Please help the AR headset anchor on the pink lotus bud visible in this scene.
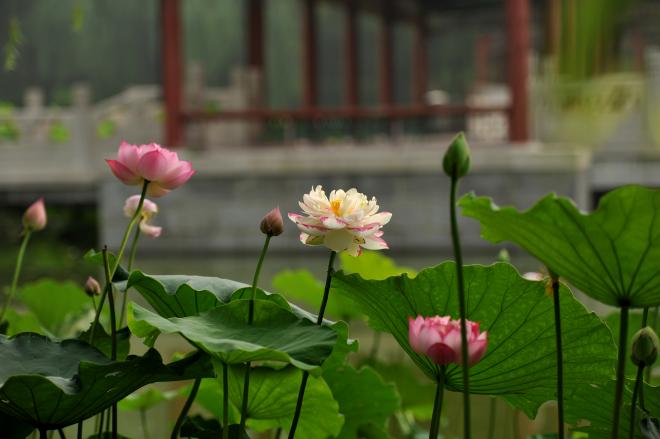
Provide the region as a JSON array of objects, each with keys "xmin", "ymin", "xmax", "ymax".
[
  {"xmin": 22, "ymin": 198, "xmax": 47, "ymax": 231},
  {"xmin": 84, "ymin": 276, "xmax": 102, "ymax": 297},
  {"xmin": 408, "ymin": 315, "xmax": 488, "ymax": 366},
  {"xmin": 106, "ymin": 141, "xmax": 196, "ymax": 197},
  {"xmin": 260, "ymin": 207, "xmax": 284, "ymax": 236},
  {"xmin": 123, "ymin": 195, "xmax": 162, "ymax": 238}
]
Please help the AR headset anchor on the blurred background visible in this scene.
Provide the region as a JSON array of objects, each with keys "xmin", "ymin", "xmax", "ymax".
[{"xmin": 0, "ymin": 0, "xmax": 658, "ymax": 437}]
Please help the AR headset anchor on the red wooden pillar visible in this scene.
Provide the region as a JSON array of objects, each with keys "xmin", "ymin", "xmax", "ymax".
[
  {"xmin": 344, "ymin": 0, "xmax": 359, "ymax": 108},
  {"xmin": 302, "ymin": 0, "xmax": 318, "ymax": 109},
  {"xmin": 247, "ymin": 0, "xmax": 264, "ymax": 69},
  {"xmin": 506, "ymin": 0, "xmax": 530, "ymax": 142},
  {"xmin": 161, "ymin": 0, "xmax": 183, "ymax": 147},
  {"xmin": 412, "ymin": 6, "xmax": 428, "ymax": 107},
  {"xmin": 379, "ymin": 0, "xmax": 394, "ymax": 108}
]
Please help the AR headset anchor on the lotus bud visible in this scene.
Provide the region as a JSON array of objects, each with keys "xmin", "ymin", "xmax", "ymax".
[
  {"xmin": 631, "ymin": 327, "xmax": 659, "ymax": 367},
  {"xmin": 442, "ymin": 132, "xmax": 471, "ymax": 179},
  {"xmin": 260, "ymin": 207, "xmax": 284, "ymax": 236},
  {"xmin": 84, "ymin": 276, "xmax": 102, "ymax": 297},
  {"xmin": 22, "ymin": 198, "xmax": 47, "ymax": 232}
]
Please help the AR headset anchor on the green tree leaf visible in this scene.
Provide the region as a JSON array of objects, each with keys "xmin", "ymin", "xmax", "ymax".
[
  {"xmin": 129, "ymin": 299, "xmax": 338, "ymax": 374},
  {"xmin": 0, "ymin": 333, "xmax": 210, "ymax": 429},
  {"xmin": 332, "ymin": 262, "xmax": 616, "ymax": 417},
  {"xmin": 460, "ymin": 185, "xmax": 660, "ymax": 307},
  {"xmin": 323, "ymin": 363, "xmax": 399, "ymax": 438}
]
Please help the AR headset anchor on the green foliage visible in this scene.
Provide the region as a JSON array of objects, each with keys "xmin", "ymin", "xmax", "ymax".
[
  {"xmin": 323, "ymin": 363, "xmax": 400, "ymax": 438},
  {"xmin": 78, "ymin": 322, "xmax": 131, "ymax": 360},
  {"xmin": 565, "ymin": 379, "xmax": 660, "ymax": 438},
  {"xmin": 17, "ymin": 279, "xmax": 91, "ymax": 337},
  {"xmin": 332, "ymin": 262, "xmax": 617, "ymax": 418},
  {"xmin": 117, "ymin": 386, "xmax": 178, "ymax": 412},
  {"xmin": 123, "ymin": 271, "xmax": 248, "ymax": 318},
  {"xmin": 129, "ymin": 299, "xmax": 338, "ymax": 373},
  {"xmin": 180, "ymin": 416, "xmax": 249, "ymax": 439},
  {"xmin": 339, "ymin": 251, "xmax": 416, "ymax": 281},
  {"xmin": 0, "ymin": 333, "xmax": 207, "ymax": 428},
  {"xmin": 95, "ymin": 119, "xmax": 116, "ymax": 140},
  {"xmin": 48, "ymin": 121, "xmax": 71, "ymax": 143},
  {"xmin": 3, "ymin": 17, "xmax": 23, "ymax": 71},
  {"xmin": 460, "ymin": 185, "xmax": 660, "ymax": 308}
]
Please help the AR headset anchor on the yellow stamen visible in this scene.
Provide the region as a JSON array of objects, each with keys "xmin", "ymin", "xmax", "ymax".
[{"xmin": 330, "ymin": 200, "xmax": 341, "ymax": 216}]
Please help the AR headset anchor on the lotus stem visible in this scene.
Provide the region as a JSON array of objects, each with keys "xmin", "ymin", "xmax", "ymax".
[
  {"xmin": 288, "ymin": 250, "xmax": 336, "ymax": 439},
  {"xmin": 550, "ymin": 273, "xmax": 565, "ymax": 438},
  {"xmin": 57, "ymin": 429, "xmax": 66, "ymax": 439},
  {"xmin": 118, "ymin": 220, "xmax": 142, "ymax": 327},
  {"xmin": 90, "ymin": 180, "xmax": 149, "ymax": 342},
  {"xmin": 77, "ymin": 421, "xmax": 82, "ymax": 439},
  {"xmin": 428, "ymin": 371, "xmax": 445, "ymax": 439},
  {"xmin": 101, "ymin": 248, "xmax": 118, "ymax": 439},
  {"xmin": 240, "ymin": 233, "xmax": 273, "ymax": 430},
  {"xmin": 39, "ymin": 428, "xmax": 47, "ymax": 439},
  {"xmin": 223, "ymin": 362, "xmax": 229, "ymax": 439},
  {"xmin": 0, "ymin": 229, "xmax": 31, "ymax": 323},
  {"xmin": 171, "ymin": 377, "xmax": 201, "ymax": 439},
  {"xmin": 449, "ymin": 173, "xmax": 471, "ymax": 439},
  {"xmin": 140, "ymin": 409, "xmax": 150, "ymax": 439},
  {"xmin": 612, "ymin": 304, "xmax": 630, "ymax": 439},
  {"xmin": 487, "ymin": 397, "xmax": 496, "ymax": 439},
  {"xmin": 629, "ymin": 364, "xmax": 645, "ymax": 439}
]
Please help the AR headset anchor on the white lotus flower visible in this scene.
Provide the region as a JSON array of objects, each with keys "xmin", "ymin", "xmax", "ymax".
[
  {"xmin": 288, "ymin": 186, "xmax": 391, "ymax": 256},
  {"xmin": 123, "ymin": 195, "xmax": 162, "ymax": 238}
]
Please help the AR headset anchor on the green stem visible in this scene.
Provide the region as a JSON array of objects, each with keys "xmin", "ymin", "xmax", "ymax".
[
  {"xmin": 288, "ymin": 250, "xmax": 336, "ymax": 439},
  {"xmin": 449, "ymin": 173, "xmax": 471, "ymax": 439},
  {"xmin": 368, "ymin": 330, "xmax": 382, "ymax": 361},
  {"xmin": 171, "ymin": 377, "xmax": 201, "ymax": 439},
  {"xmin": 57, "ymin": 429, "xmax": 65, "ymax": 439},
  {"xmin": 646, "ymin": 306, "xmax": 659, "ymax": 383},
  {"xmin": 118, "ymin": 221, "xmax": 142, "ymax": 327},
  {"xmin": 39, "ymin": 428, "xmax": 47, "ymax": 439},
  {"xmin": 629, "ymin": 364, "xmax": 645, "ymax": 439},
  {"xmin": 487, "ymin": 398, "xmax": 496, "ymax": 439},
  {"xmin": 428, "ymin": 372, "xmax": 445, "ymax": 439},
  {"xmin": 642, "ymin": 307, "xmax": 649, "ymax": 327},
  {"xmin": 101, "ymin": 249, "xmax": 118, "ymax": 439},
  {"xmin": 96, "ymin": 409, "xmax": 105, "ymax": 438},
  {"xmin": 77, "ymin": 421, "xmax": 82, "ymax": 439},
  {"xmin": 89, "ymin": 181, "xmax": 149, "ymax": 342},
  {"xmin": 551, "ymin": 275, "xmax": 565, "ymax": 438},
  {"xmin": 0, "ymin": 230, "xmax": 32, "ymax": 323},
  {"xmin": 241, "ymin": 234, "xmax": 273, "ymax": 429},
  {"xmin": 513, "ymin": 409, "xmax": 521, "ymax": 439},
  {"xmin": 223, "ymin": 362, "xmax": 229, "ymax": 439},
  {"xmin": 612, "ymin": 305, "xmax": 630, "ymax": 439},
  {"xmin": 140, "ymin": 409, "xmax": 150, "ymax": 439}
]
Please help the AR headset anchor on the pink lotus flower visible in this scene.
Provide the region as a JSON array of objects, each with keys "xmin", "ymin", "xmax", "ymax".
[
  {"xmin": 22, "ymin": 198, "xmax": 47, "ymax": 231},
  {"xmin": 106, "ymin": 142, "xmax": 195, "ymax": 197},
  {"xmin": 123, "ymin": 195, "xmax": 162, "ymax": 238},
  {"xmin": 408, "ymin": 315, "xmax": 488, "ymax": 366},
  {"xmin": 288, "ymin": 186, "xmax": 391, "ymax": 256}
]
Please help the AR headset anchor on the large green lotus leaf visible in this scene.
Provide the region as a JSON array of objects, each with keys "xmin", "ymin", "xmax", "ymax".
[
  {"xmin": 191, "ymin": 365, "xmax": 343, "ymax": 439},
  {"xmin": 0, "ymin": 412, "xmax": 34, "ymax": 438},
  {"xmin": 129, "ymin": 299, "xmax": 337, "ymax": 374},
  {"xmin": 0, "ymin": 333, "xmax": 211, "ymax": 429},
  {"xmin": 17, "ymin": 279, "xmax": 91, "ymax": 337},
  {"xmin": 332, "ymin": 262, "xmax": 616, "ymax": 417},
  {"xmin": 460, "ymin": 185, "xmax": 660, "ymax": 308},
  {"xmin": 566, "ymin": 379, "xmax": 660, "ymax": 438},
  {"xmin": 120, "ymin": 271, "xmax": 249, "ymax": 318},
  {"xmin": 78, "ymin": 322, "xmax": 131, "ymax": 360},
  {"xmin": 323, "ymin": 363, "xmax": 400, "ymax": 439},
  {"xmin": 339, "ymin": 250, "xmax": 416, "ymax": 281}
]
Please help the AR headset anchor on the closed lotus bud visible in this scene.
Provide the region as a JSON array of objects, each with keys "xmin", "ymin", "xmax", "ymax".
[
  {"xmin": 22, "ymin": 198, "xmax": 47, "ymax": 231},
  {"xmin": 442, "ymin": 132, "xmax": 471, "ymax": 179},
  {"xmin": 260, "ymin": 207, "xmax": 284, "ymax": 236},
  {"xmin": 84, "ymin": 276, "xmax": 102, "ymax": 297},
  {"xmin": 632, "ymin": 327, "xmax": 659, "ymax": 367}
]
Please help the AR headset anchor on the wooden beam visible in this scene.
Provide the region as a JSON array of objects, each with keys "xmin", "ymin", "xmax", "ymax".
[
  {"xmin": 302, "ymin": 0, "xmax": 318, "ymax": 109},
  {"xmin": 247, "ymin": 0, "xmax": 264, "ymax": 69},
  {"xmin": 505, "ymin": 0, "xmax": 530, "ymax": 142},
  {"xmin": 379, "ymin": 0, "xmax": 394, "ymax": 107},
  {"xmin": 412, "ymin": 5, "xmax": 428, "ymax": 106},
  {"xmin": 344, "ymin": 0, "xmax": 359, "ymax": 108},
  {"xmin": 161, "ymin": 0, "xmax": 183, "ymax": 147}
]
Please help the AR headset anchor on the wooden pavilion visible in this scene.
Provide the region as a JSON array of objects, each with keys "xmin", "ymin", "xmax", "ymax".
[{"xmin": 160, "ymin": 0, "xmax": 530, "ymax": 146}]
